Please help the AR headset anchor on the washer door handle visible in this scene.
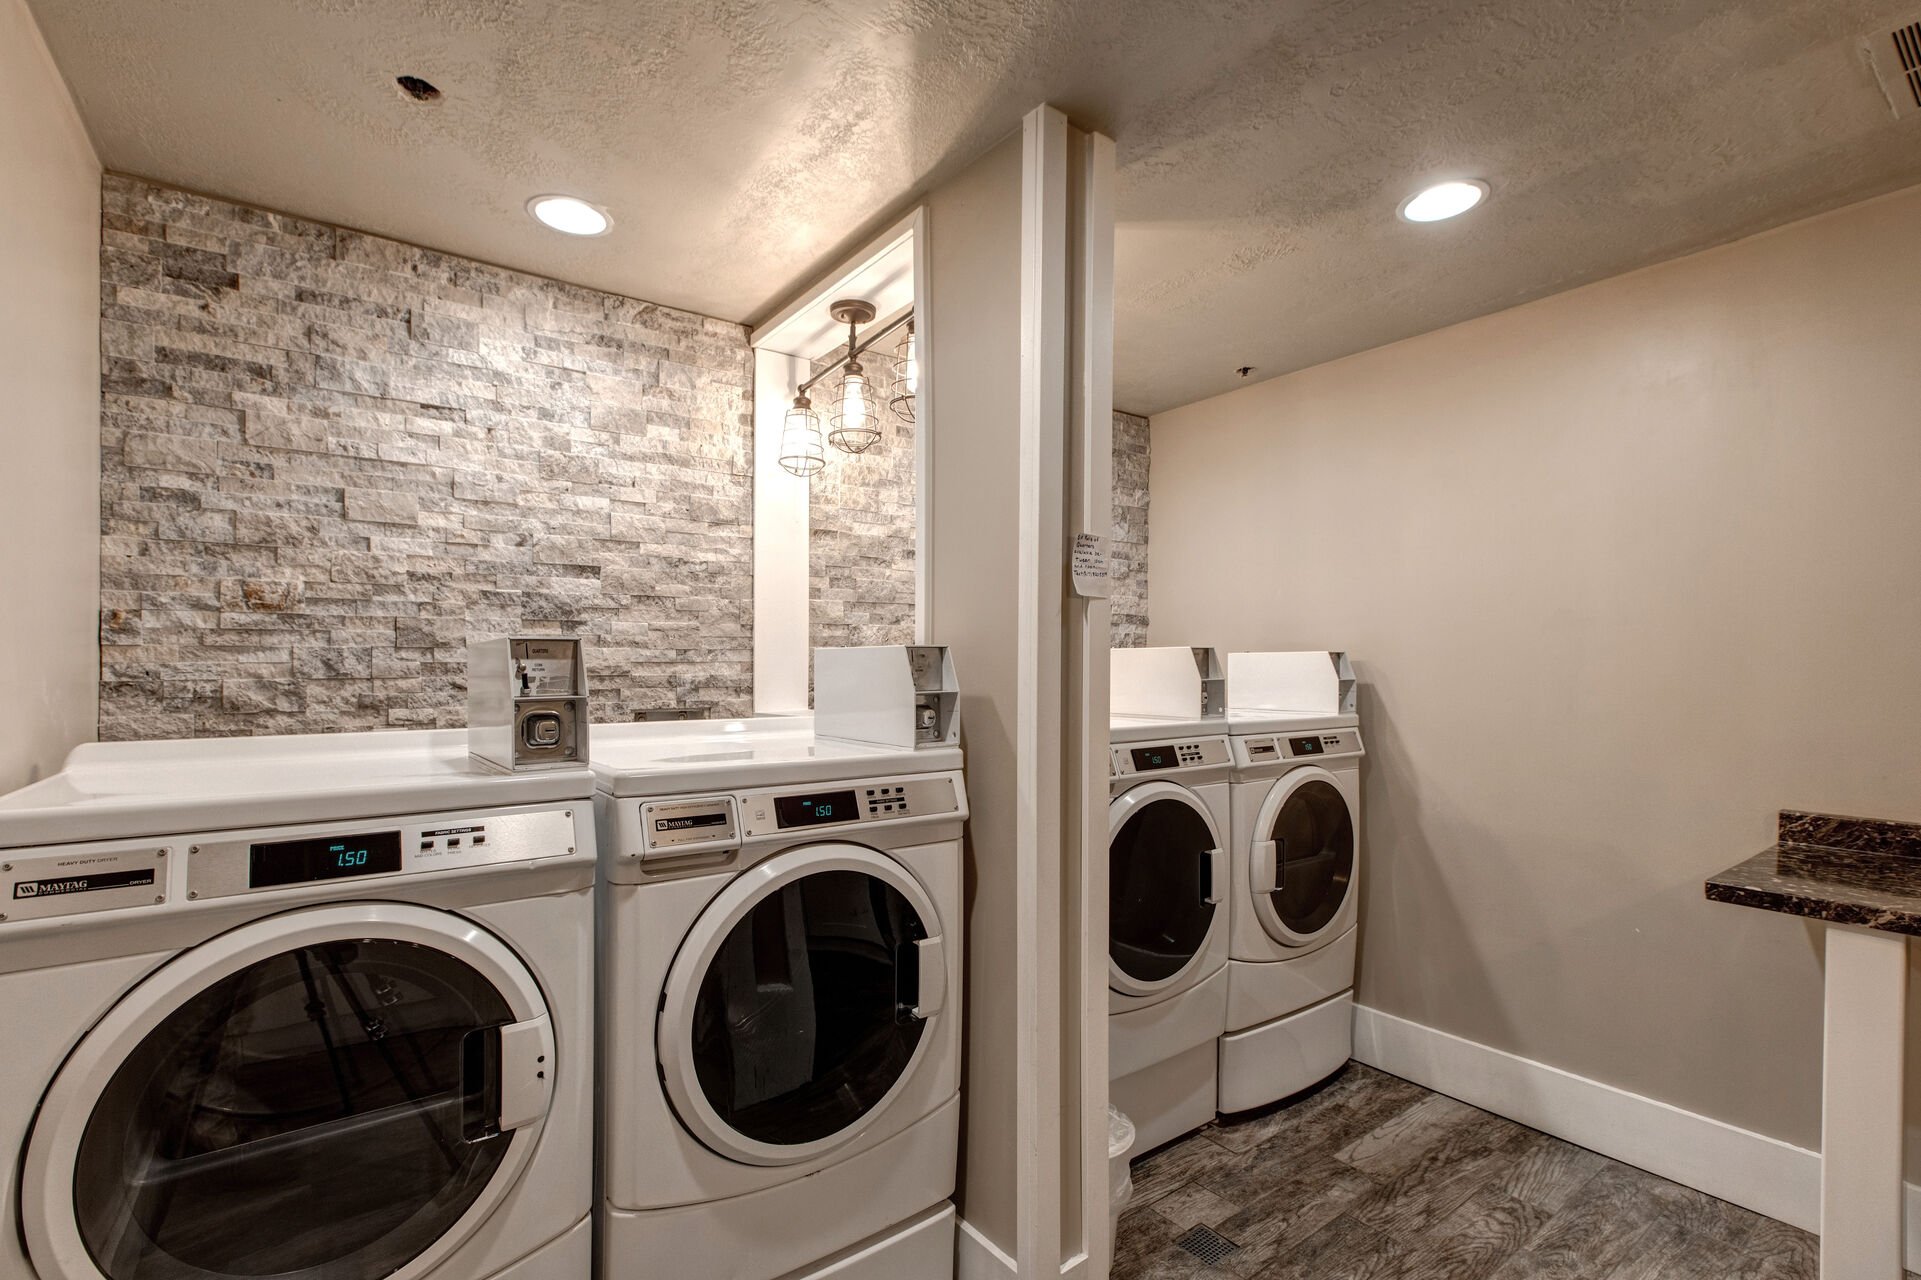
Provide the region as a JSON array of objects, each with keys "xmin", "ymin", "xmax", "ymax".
[
  {"xmin": 911, "ymin": 936, "xmax": 947, "ymax": 1020},
  {"xmin": 496, "ymin": 1014, "xmax": 556, "ymax": 1133},
  {"xmin": 1252, "ymin": 839, "xmax": 1281, "ymax": 894},
  {"xmin": 1204, "ymin": 848, "xmax": 1227, "ymax": 905}
]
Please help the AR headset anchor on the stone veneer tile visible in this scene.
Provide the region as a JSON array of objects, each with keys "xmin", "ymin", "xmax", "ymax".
[
  {"xmin": 808, "ymin": 345, "xmax": 918, "ymax": 658},
  {"xmin": 104, "ymin": 172, "xmax": 1153, "ymax": 737},
  {"xmin": 97, "ymin": 175, "xmax": 755, "ymax": 738},
  {"xmin": 1112, "ymin": 410, "xmax": 1151, "ymax": 647}
]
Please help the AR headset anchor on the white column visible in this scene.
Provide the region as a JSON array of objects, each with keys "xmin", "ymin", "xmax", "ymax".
[
  {"xmin": 1065, "ymin": 124, "xmax": 1117, "ymax": 1280},
  {"xmin": 1013, "ymin": 102, "xmax": 1069, "ymax": 1279},
  {"xmin": 751, "ymin": 348, "xmax": 810, "ymax": 715},
  {"xmin": 1821, "ymin": 924, "xmax": 1908, "ymax": 1280}
]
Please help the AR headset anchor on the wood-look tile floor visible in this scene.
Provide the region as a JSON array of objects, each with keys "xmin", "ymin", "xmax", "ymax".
[{"xmin": 1115, "ymin": 1063, "xmax": 1886, "ymax": 1280}]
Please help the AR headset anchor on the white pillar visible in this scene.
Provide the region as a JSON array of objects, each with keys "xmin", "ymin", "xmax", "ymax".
[
  {"xmin": 1821, "ymin": 924, "xmax": 1908, "ymax": 1280},
  {"xmin": 751, "ymin": 348, "xmax": 810, "ymax": 714}
]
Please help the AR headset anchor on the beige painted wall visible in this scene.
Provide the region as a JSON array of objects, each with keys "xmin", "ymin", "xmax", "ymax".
[
  {"xmin": 1, "ymin": 0, "xmax": 101, "ymax": 791},
  {"xmin": 1149, "ymin": 184, "xmax": 1921, "ymax": 1164}
]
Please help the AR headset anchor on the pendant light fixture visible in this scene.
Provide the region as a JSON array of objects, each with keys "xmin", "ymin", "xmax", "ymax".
[
  {"xmin": 779, "ymin": 300, "xmax": 916, "ymax": 481},
  {"xmin": 826, "ymin": 299, "xmax": 882, "ymax": 455},
  {"xmin": 889, "ymin": 321, "xmax": 917, "ymax": 424},
  {"xmin": 777, "ymin": 392, "xmax": 825, "ymax": 477}
]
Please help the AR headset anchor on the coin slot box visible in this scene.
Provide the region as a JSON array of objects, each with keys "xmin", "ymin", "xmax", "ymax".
[
  {"xmin": 469, "ymin": 636, "xmax": 591, "ymax": 773},
  {"xmin": 1111, "ymin": 646, "xmax": 1226, "ymax": 721},
  {"xmin": 814, "ymin": 646, "xmax": 960, "ymax": 750}
]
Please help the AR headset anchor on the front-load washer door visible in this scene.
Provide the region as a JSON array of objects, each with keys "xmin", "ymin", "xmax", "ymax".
[
  {"xmin": 658, "ymin": 842, "xmax": 948, "ymax": 1168},
  {"xmin": 21, "ymin": 903, "xmax": 557, "ymax": 1280},
  {"xmin": 1108, "ymin": 781, "xmax": 1225, "ymax": 999},
  {"xmin": 1248, "ymin": 767, "xmax": 1356, "ymax": 947}
]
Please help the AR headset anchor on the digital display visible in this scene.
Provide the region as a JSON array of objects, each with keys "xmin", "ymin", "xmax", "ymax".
[
  {"xmin": 1130, "ymin": 746, "xmax": 1176, "ymax": 771},
  {"xmin": 1288, "ymin": 737, "xmax": 1325, "ymax": 756},
  {"xmin": 250, "ymin": 831, "xmax": 403, "ymax": 889},
  {"xmin": 774, "ymin": 790, "xmax": 860, "ymax": 829},
  {"xmin": 656, "ymin": 812, "xmax": 729, "ymax": 832}
]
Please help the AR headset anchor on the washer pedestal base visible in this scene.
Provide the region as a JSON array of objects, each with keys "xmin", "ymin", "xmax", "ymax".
[
  {"xmin": 1218, "ymin": 991, "xmax": 1353, "ymax": 1114},
  {"xmin": 1113, "ymin": 1039, "xmax": 1218, "ymax": 1154},
  {"xmin": 776, "ymin": 1203, "xmax": 955, "ymax": 1280},
  {"xmin": 600, "ymin": 1095, "xmax": 957, "ymax": 1280}
]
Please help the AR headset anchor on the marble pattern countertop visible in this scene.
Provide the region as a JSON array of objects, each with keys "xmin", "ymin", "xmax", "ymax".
[{"xmin": 1707, "ymin": 811, "xmax": 1921, "ymax": 936}]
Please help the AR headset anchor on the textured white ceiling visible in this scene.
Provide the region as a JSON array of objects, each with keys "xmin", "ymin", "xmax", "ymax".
[{"xmin": 28, "ymin": 0, "xmax": 1921, "ymax": 414}]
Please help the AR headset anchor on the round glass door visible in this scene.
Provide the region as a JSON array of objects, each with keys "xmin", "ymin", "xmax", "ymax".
[
  {"xmin": 1257, "ymin": 773, "xmax": 1355, "ymax": 943},
  {"xmin": 1108, "ymin": 783, "xmax": 1221, "ymax": 996},
  {"xmin": 660, "ymin": 845, "xmax": 945, "ymax": 1166},
  {"xmin": 22, "ymin": 905, "xmax": 553, "ymax": 1280}
]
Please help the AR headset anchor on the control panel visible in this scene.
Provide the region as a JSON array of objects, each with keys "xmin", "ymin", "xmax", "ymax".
[
  {"xmin": 187, "ymin": 806, "xmax": 579, "ymax": 901},
  {"xmin": 739, "ymin": 774, "xmax": 964, "ymax": 840},
  {"xmin": 1237, "ymin": 727, "xmax": 1363, "ymax": 767},
  {"xmin": 1109, "ymin": 736, "xmax": 1231, "ymax": 779},
  {"xmin": 1, "ymin": 805, "xmax": 581, "ymax": 925}
]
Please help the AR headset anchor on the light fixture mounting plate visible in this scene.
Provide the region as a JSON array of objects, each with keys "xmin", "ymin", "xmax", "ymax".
[{"xmin": 828, "ymin": 299, "xmax": 878, "ymax": 325}]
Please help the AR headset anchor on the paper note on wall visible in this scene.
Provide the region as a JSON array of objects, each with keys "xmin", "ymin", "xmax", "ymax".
[{"xmin": 1071, "ymin": 533, "xmax": 1112, "ymax": 599}]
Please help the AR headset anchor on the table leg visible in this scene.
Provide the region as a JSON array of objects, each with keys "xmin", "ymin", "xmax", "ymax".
[{"xmin": 1822, "ymin": 924, "xmax": 1908, "ymax": 1280}]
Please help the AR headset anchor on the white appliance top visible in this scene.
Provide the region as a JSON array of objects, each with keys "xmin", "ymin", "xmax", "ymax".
[
  {"xmin": 0, "ymin": 728, "xmax": 596, "ymax": 849},
  {"xmin": 591, "ymin": 716, "xmax": 963, "ymax": 796},
  {"xmin": 1226, "ymin": 708, "xmax": 1361, "ymax": 735},
  {"xmin": 1109, "ymin": 713, "xmax": 1227, "ymax": 745}
]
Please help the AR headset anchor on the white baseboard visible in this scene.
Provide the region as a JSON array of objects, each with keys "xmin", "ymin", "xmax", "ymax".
[
  {"xmin": 1352, "ymin": 1004, "xmax": 1921, "ymax": 1270},
  {"xmin": 955, "ymin": 1219, "xmax": 1087, "ymax": 1279}
]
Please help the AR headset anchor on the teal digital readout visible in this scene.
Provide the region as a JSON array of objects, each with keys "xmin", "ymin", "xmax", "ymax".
[
  {"xmin": 250, "ymin": 831, "xmax": 403, "ymax": 889},
  {"xmin": 773, "ymin": 790, "xmax": 860, "ymax": 829}
]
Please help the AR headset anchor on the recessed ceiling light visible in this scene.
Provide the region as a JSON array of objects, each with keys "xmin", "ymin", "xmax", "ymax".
[
  {"xmin": 527, "ymin": 195, "xmax": 611, "ymax": 237},
  {"xmin": 1398, "ymin": 179, "xmax": 1489, "ymax": 223}
]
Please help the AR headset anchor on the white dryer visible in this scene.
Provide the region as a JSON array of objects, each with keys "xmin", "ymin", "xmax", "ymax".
[
  {"xmin": 593, "ymin": 718, "xmax": 964, "ymax": 1280},
  {"xmin": 1107, "ymin": 715, "xmax": 1231, "ymax": 1153},
  {"xmin": 0, "ymin": 730, "xmax": 597, "ymax": 1280},
  {"xmin": 1221, "ymin": 709, "xmax": 1363, "ymax": 1112}
]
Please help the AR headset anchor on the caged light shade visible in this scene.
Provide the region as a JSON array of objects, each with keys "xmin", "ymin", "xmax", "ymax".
[
  {"xmin": 888, "ymin": 323, "xmax": 917, "ymax": 424},
  {"xmin": 779, "ymin": 394, "xmax": 826, "ymax": 477},
  {"xmin": 827, "ymin": 360, "xmax": 882, "ymax": 454}
]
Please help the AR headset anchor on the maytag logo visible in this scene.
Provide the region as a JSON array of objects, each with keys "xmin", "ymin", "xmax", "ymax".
[
  {"xmin": 13, "ymin": 869, "xmax": 155, "ymax": 899},
  {"xmin": 17, "ymin": 877, "xmax": 93, "ymax": 898}
]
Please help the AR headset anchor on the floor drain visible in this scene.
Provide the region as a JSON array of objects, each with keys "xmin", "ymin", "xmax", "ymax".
[{"xmin": 1173, "ymin": 1225, "xmax": 1241, "ymax": 1265}]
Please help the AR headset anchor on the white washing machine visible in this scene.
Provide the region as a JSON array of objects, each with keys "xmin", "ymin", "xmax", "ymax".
[
  {"xmin": 1107, "ymin": 715, "xmax": 1232, "ymax": 1153},
  {"xmin": 0, "ymin": 729, "xmax": 597, "ymax": 1280},
  {"xmin": 1221, "ymin": 709, "xmax": 1363, "ymax": 1112},
  {"xmin": 592, "ymin": 718, "xmax": 964, "ymax": 1280}
]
